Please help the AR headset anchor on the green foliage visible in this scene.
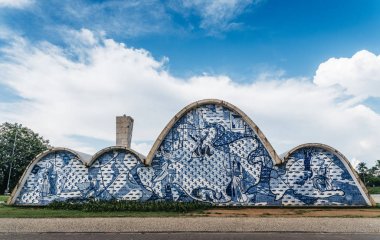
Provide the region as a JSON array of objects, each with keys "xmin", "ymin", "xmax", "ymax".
[
  {"xmin": 367, "ymin": 176, "xmax": 380, "ymax": 187},
  {"xmin": 356, "ymin": 161, "xmax": 380, "ymax": 187},
  {"xmin": 0, "ymin": 195, "xmax": 8, "ymax": 202},
  {"xmin": 0, "ymin": 122, "xmax": 49, "ymax": 194},
  {"xmin": 368, "ymin": 187, "xmax": 380, "ymax": 194},
  {"xmin": 47, "ymin": 199, "xmax": 211, "ymax": 213},
  {"xmin": 357, "ymin": 162, "xmax": 368, "ymax": 174}
]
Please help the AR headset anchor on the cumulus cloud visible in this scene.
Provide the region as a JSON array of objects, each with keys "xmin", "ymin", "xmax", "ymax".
[
  {"xmin": 0, "ymin": 29, "xmax": 379, "ymax": 166},
  {"xmin": 0, "ymin": 0, "xmax": 33, "ymax": 8},
  {"xmin": 314, "ymin": 50, "xmax": 380, "ymax": 99}
]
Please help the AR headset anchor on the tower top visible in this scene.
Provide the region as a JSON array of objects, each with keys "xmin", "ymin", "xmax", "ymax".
[{"xmin": 116, "ymin": 115, "xmax": 133, "ymax": 148}]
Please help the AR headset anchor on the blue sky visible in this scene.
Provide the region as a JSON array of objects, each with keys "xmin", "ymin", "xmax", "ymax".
[
  {"xmin": 0, "ymin": 0, "xmax": 379, "ymax": 165},
  {"xmin": 2, "ymin": 0, "xmax": 380, "ymax": 80}
]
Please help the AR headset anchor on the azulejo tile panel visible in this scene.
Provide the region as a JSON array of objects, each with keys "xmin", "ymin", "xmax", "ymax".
[
  {"xmin": 12, "ymin": 102, "xmax": 371, "ymax": 206},
  {"xmin": 15, "ymin": 149, "xmax": 149, "ymax": 204},
  {"xmin": 15, "ymin": 151, "xmax": 87, "ymax": 205},
  {"xmin": 270, "ymin": 148, "xmax": 366, "ymax": 206},
  {"xmin": 138, "ymin": 104, "xmax": 368, "ymax": 206}
]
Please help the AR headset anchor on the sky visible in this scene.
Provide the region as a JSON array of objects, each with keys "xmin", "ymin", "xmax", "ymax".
[{"xmin": 0, "ymin": 0, "xmax": 379, "ymax": 166}]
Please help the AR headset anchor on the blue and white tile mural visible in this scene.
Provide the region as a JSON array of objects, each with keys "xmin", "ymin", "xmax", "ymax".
[
  {"xmin": 15, "ymin": 151, "xmax": 87, "ymax": 205},
  {"xmin": 15, "ymin": 149, "xmax": 149, "ymax": 204},
  {"xmin": 270, "ymin": 148, "xmax": 367, "ymax": 206},
  {"xmin": 11, "ymin": 101, "xmax": 372, "ymax": 206}
]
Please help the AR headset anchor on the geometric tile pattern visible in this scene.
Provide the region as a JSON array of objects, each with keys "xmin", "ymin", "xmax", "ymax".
[
  {"xmin": 15, "ymin": 151, "xmax": 87, "ymax": 205},
  {"xmin": 12, "ymin": 102, "xmax": 370, "ymax": 206},
  {"xmin": 15, "ymin": 149, "xmax": 149, "ymax": 205},
  {"xmin": 271, "ymin": 148, "xmax": 367, "ymax": 206},
  {"xmin": 140, "ymin": 104, "xmax": 368, "ymax": 206}
]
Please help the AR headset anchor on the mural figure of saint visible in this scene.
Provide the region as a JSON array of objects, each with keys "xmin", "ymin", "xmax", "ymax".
[
  {"xmin": 312, "ymin": 166, "xmax": 332, "ymax": 192},
  {"xmin": 229, "ymin": 159, "xmax": 248, "ymax": 203},
  {"xmin": 40, "ymin": 172, "xmax": 50, "ymax": 197}
]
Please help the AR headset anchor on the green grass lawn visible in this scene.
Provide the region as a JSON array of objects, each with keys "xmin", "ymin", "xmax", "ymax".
[
  {"xmin": 0, "ymin": 195, "xmax": 9, "ymax": 202},
  {"xmin": 0, "ymin": 204, "xmax": 185, "ymax": 218},
  {"xmin": 368, "ymin": 187, "xmax": 380, "ymax": 194}
]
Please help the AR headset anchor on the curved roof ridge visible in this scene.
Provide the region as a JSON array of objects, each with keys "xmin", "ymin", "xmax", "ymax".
[
  {"xmin": 145, "ymin": 99, "xmax": 282, "ymax": 165},
  {"xmin": 8, "ymin": 147, "xmax": 86, "ymax": 205},
  {"xmin": 87, "ymin": 146, "xmax": 146, "ymax": 167},
  {"xmin": 281, "ymin": 142, "xmax": 375, "ymax": 207}
]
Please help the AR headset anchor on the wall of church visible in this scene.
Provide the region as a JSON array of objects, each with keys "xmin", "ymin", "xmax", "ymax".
[{"xmin": 11, "ymin": 103, "xmax": 371, "ymax": 206}]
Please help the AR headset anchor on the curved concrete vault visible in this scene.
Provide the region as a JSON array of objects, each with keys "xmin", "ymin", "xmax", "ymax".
[{"xmin": 9, "ymin": 99, "xmax": 374, "ymax": 206}]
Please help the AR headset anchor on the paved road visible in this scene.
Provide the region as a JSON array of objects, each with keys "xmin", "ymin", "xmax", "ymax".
[
  {"xmin": 1, "ymin": 218, "xmax": 380, "ymax": 233},
  {"xmin": 0, "ymin": 232, "xmax": 379, "ymax": 240}
]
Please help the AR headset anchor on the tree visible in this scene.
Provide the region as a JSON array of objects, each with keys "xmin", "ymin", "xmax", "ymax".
[
  {"xmin": 356, "ymin": 162, "xmax": 368, "ymax": 185},
  {"xmin": 357, "ymin": 162, "xmax": 368, "ymax": 174},
  {"xmin": 376, "ymin": 160, "xmax": 380, "ymax": 172},
  {"xmin": 0, "ymin": 122, "xmax": 49, "ymax": 194}
]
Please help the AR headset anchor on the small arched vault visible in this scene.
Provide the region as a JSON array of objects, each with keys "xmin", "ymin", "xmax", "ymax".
[
  {"xmin": 8, "ymin": 146, "xmax": 147, "ymax": 205},
  {"xmin": 280, "ymin": 143, "xmax": 374, "ymax": 206},
  {"xmin": 8, "ymin": 148, "xmax": 89, "ymax": 205},
  {"xmin": 9, "ymin": 99, "xmax": 374, "ymax": 206}
]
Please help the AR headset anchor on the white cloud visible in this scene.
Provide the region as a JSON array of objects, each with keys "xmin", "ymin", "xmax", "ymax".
[
  {"xmin": 0, "ymin": 29, "xmax": 379, "ymax": 167},
  {"xmin": 68, "ymin": 28, "xmax": 99, "ymax": 46},
  {"xmin": 314, "ymin": 50, "xmax": 380, "ymax": 99},
  {"xmin": 1, "ymin": 0, "xmax": 258, "ymax": 38},
  {"xmin": 51, "ymin": 1, "xmax": 172, "ymax": 37},
  {"xmin": 170, "ymin": 0, "xmax": 257, "ymax": 34},
  {"xmin": 0, "ymin": 0, "xmax": 33, "ymax": 8},
  {"xmin": 131, "ymin": 142, "xmax": 153, "ymax": 157}
]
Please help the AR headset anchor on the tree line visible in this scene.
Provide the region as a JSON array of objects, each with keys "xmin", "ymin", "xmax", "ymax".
[{"xmin": 356, "ymin": 160, "xmax": 380, "ymax": 187}]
